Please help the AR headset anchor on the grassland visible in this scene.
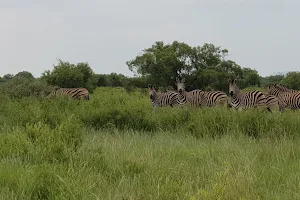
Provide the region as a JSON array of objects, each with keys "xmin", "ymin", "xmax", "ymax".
[{"xmin": 0, "ymin": 87, "xmax": 300, "ymax": 199}]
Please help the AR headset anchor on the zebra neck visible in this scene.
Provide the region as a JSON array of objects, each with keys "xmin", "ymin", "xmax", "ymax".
[
  {"xmin": 234, "ymin": 89, "xmax": 243, "ymax": 99},
  {"xmin": 230, "ymin": 94, "xmax": 241, "ymax": 108},
  {"xmin": 178, "ymin": 91, "xmax": 187, "ymax": 100},
  {"xmin": 271, "ymin": 90, "xmax": 280, "ymax": 96},
  {"xmin": 231, "ymin": 93, "xmax": 242, "ymax": 103}
]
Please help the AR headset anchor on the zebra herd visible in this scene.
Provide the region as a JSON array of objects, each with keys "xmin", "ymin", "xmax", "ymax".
[
  {"xmin": 148, "ymin": 78, "xmax": 300, "ymax": 113},
  {"xmin": 46, "ymin": 79, "xmax": 300, "ymax": 113}
]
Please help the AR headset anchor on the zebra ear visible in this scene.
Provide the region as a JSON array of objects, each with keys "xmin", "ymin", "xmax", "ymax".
[
  {"xmin": 148, "ymin": 84, "xmax": 151, "ymax": 89},
  {"xmin": 228, "ymin": 79, "xmax": 232, "ymax": 84},
  {"xmin": 233, "ymin": 79, "xmax": 237, "ymax": 84},
  {"xmin": 153, "ymin": 84, "xmax": 156, "ymax": 89},
  {"xmin": 181, "ymin": 78, "xmax": 185, "ymax": 83}
]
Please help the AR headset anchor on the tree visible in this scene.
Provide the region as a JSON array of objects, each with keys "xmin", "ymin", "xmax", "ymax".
[
  {"xmin": 239, "ymin": 68, "xmax": 260, "ymax": 88},
  {"xmin": 76, "ymin": 62, "xmax": 94, "ymax": 84},
  {"xmin": 14, "ymin": 71, "xmax": 34, "ymax": 80},
  {"xmin": 0, "ymin": 77, "xmax": 6, "ymax": 83},
  {"xmin": 126, "ymin": 41, "xmax": 194, "ymax": 88},
  {"xmin": 96, "ymin": 74, "xmax": 107, "ymax": 87},
  {"xmin": 3, "ymin": 74, "xmax": 14, "ymax": 80},
  {"xmin": 126, "ymin": 41, "xmax": 249, "ymax": 91},
  {"xmin": 281, "ymin": 71, "xmax": 300, "ymax": 90},
  {"xmin": 261, "ymin": 74, "xmax": 285, "ymax": 87},
  {"xmin": 41, "ymin": 59, "xmax": 95, "ymax": 91}
]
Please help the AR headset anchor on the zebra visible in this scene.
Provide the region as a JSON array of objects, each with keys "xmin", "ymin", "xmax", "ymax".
[
  {"xmin": 47, "ymin": 88, "xmax": 90, "ymax": 100},
  {"xmin": 265, "ymin": 94, "xmax": 279, "ymax": 111},
  {"xmin": 176, "ymin": 77, "xmax": 228, "ymax": 107},
  {"xmin": 228, "ymin": 79, "xmax": 270, "ymax": 111},
  {"xmin": 148, "ymin": 84, "xmax": 185, "ymax": 108},
  {"xmin": 265, "ymin": 83, "xmax": 300, "ymax": 112}
]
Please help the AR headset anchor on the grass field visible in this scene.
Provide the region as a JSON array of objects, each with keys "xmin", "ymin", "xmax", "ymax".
[{"xmin": 0, "ymin": 87, "xmax": 300, "ymax": 199}]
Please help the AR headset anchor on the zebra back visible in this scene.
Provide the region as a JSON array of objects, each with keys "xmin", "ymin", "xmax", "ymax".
[
  {"xmin": 266, "ymin": 83, "xmax": 300, "ymax": 111},
  {"xmin": 148, "ymin": 84, "xmax": 182, "ymax": 107},
  {"xmin": 176, "ymin": 77, "xmax": 227, "ymax": 107},
  {"xmin": 185, "ymin": 90, "xmax": 227, "ymax": 107},
  {"xmin": 265, "ymin": 94, "xmax": 279, "ymax": 111},
  {"xmin": 47, "ymin": 88, "xmax": 90, "ymax": 100},
  {"xmin": 229, "ymin": 79, "xmax": 268, "ymax": 110},
  {"xmin": 277, "ymin": 91, "xmax": 300, "ymax": 111},
  {"xmin": 238, "ymin": 91, "xmax": 267, "ymax": 110}
]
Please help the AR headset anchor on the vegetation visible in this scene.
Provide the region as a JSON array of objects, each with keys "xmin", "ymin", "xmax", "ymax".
[
  {"xmin": 2, "ymin": 41, "xmax": 299, "ymax": 95},
  {"xmin": 1, "ymin": 40, "xmax": 300, "ymax": 199},
  {"xmin": 0, "ymin": 87, "xmax": 300, "ymax": 199}
]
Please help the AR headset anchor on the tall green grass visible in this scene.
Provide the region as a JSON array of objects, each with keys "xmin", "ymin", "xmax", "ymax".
[{"xmin": 0, "ymin": 87, "xmax": 300, "ymax": 199}]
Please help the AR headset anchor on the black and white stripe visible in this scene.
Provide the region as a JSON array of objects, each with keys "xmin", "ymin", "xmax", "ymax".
[
  {"xmin": 176, "ymin": 78, "xmax": 228, "ymax": 107},
  {"xmin": 265, "ymin": 94, "xmax": 279, "ymax": 111},
  {"xmin": 47, "ymin": 88, "xmax": 90, "ymax": 100},
  {"xmin": 228, "ymin": 79, "xmax": 269, "ymax": 111},
  {"xmin": 266, "ymin": 83, "xmax": 300, "ymax": 112},
  {"xmin": 148, "ymin": 84, "xmax": 185, "ymax": 108}
]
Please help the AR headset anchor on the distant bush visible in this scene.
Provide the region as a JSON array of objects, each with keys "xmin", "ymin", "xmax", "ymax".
[
  {"xmin": 241, "ymin": 86, "xmax": 265, "ymax": 93},
  {"xmin": 0, "ymin": 77, "xmax": 54, "ymax": 99},
  {"xmin": 41, "ymin": 59, "xmax": 96, "ymax": 92}
]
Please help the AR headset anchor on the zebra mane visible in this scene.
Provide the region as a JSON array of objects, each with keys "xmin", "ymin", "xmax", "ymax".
[{"xmin": 274, "ymin": 83, "xmax": 290, "ymax": 91}]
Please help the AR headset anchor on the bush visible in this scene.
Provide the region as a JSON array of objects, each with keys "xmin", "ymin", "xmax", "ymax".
[{"xmin": 0, "ymin": 77, "xmax": 54, "ymax": 99}]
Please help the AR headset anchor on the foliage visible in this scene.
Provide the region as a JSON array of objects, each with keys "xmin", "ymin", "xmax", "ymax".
[
  {"xmin": 3, "ymin": 74, "xmax": 14, "ymax": 80},
  {"xmin": 260, "ymin": 73, "xmax": 285, "ymax": 87},
  {"xmin": 41, "ymin": 59, "xmax": 95, "ymax": 92},
  {"xmin": 0, "ymin": 87, "xmax": 300, "ymax": 199},
  {"xmin": 94, "ymin": 73, "xmax": 148, "ymax": 91},
  {"xmin": 126, "ymin": 41, "xmax": 260, "ymax": 91},
  {"xmin": 14, "ymin": 71, "xmax": 35, "ymax": 80},
  {"xmin": 0, "ymin": 77, "xmax": 55, "ymax": 99},
  {"xmin": 280, "ymin": 71, "xmax": 300, "ymax": 90}
]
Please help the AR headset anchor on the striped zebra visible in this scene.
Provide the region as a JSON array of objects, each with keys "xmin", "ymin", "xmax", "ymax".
[
  {"xmin": 148, "ymin": 84, "xmax": 184, "ymax": 108},
  {"xmin": 266, "ymin": 83, "xmax": 300, "ymax": 112},
  {"xmin": 228, "ymin": 79, "xmax": 270, "ymax": 111},
  {"xmin": 47, "ymin": 88, "xmax": 90, "ymax": 100},
  {"xmin": 176, "ymin": 78, "xmax": 228, "ymax": 107},
  {"xmin": 265, "ymin": 94, "xmax": 279, "ymax": 111}
]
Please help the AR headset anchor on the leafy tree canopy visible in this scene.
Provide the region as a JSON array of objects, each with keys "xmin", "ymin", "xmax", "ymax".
[
  {"xmin": 126, "ymin": 41, "xmax": 260, "ymax": 92},
  {"xmin": 41, "ymin": 59, "xmax": 95, "ymax": 92}
]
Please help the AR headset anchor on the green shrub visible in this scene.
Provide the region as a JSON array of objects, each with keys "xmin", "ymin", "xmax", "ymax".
[{"xmin": 0, "ymin": 77, "xmax": 54, "ymax": 99}]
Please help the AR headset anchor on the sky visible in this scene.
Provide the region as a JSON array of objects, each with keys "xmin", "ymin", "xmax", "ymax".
[{"xmin": 1, "ymin": 0, "xmax": 300, "ymax": 78}]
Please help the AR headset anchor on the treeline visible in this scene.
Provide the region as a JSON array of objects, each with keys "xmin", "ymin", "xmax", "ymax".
[{"xmin": 0, "ymin": 41, "xmax": 300, "ymax": 99}]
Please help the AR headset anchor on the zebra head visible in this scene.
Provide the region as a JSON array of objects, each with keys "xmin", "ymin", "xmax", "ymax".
[
  {"xmin": 148, "ymin": 84, "xmax": 157, "ymax": 101},
  {"xmin": 265, "ymin": 84, "xmax": 273, "ymax": 95},
  {"xmin": 274, "ymin": 83, "xmax": 289, "ymax": 91},
  {"xmin": 266, "ymin": 83, "xmax": 290, "ymax": 97},
  {"xmin": 176, "ymin": 77, "xmax": 186, "ymax": 95},
  {"xmin": 228, "ymin": 79, "xmax": 239, "ymax": 97}
]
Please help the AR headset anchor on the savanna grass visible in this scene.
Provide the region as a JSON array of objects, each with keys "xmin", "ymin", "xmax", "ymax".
[{"xmin": 0, "ymin": 87, "xmax": 300, "ymax": 199}]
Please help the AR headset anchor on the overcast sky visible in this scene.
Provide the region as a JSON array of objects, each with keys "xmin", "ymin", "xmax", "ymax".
[{"xmin": 1, "ymin": 0, "xmax": 299, "ymax": 78}]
